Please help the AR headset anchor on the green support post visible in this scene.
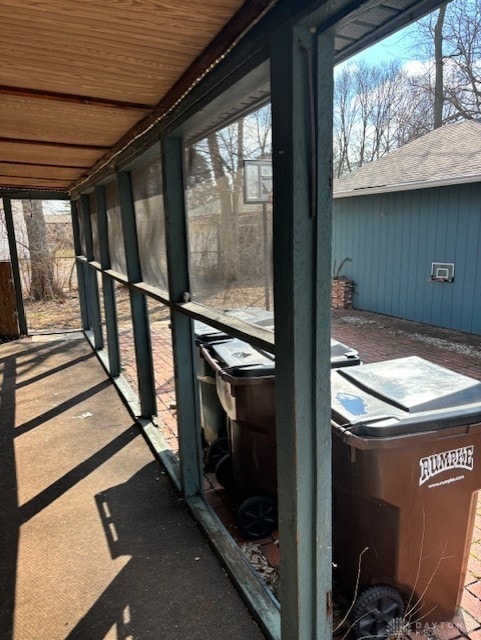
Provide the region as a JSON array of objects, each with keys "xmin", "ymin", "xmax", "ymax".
[
  {"xmin": 162, "ymin": 136, "xmax": 203, "ymax": 498},
  {"xmin": 2, "ymin": 197, "xmax": 27, "ymax": 336},
  {"xmin": 80, "ymin": 194, "xmax": 103, "ymax": 350},
  {"xmin": 271, "ymin": 24, "xmax": 334, "ymax": 640},
  {"xmin": 95, "ymin": 185, "xmax": 121, "ymax": 377},
  {"xmin": 117, "ymin": 171, "xmax": 156, "ymax": 418},
  {"xmin": 70, "ymin": 200, "xmax": 90, "ymax": 331}
]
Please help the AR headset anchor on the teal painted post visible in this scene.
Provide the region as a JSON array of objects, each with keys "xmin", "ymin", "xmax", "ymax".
[
  {"xmin": 95, "ymin": 185, "xmax": 121, "ymax": 377},
  {"xmin": 117, "ymin": 171, "xmax": 156, "ymax": 418},
  {"xmin": 271, "ymin": 25, "xmax": 334, "ymax": 640},
  {"xmin": 162, "ymin": 136, "xmax": 202, "ymax": 498},
  {"xmin": 2, "ymin": 197, "xmax": 27, "ymax": 335},
  {"xmin": 80, "ymin": 194, "xmax": 103, "ymax": 349},
  {"xmin": 70, "ymin": 200, "xmax": 89, "ymax": 331}
]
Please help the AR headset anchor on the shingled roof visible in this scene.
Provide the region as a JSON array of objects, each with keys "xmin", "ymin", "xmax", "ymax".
[{"xmin": 333, "ymin": 119, "xmax": 481, "ymax": 197}]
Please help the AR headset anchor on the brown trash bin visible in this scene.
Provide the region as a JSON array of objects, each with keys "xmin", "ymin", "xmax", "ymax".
[
  {"xmin": 203, "ymin": 336, "xmax": 360, "ymax": 539},
  {"xmin": 193, "ymin": 320, "xmax": 229, "ymax": 446},
  {"xmin": 194, "ymin": 309, "xmax": 274, "ymax": 445},
  {"xmin": 193, "ymin": 309, "xmax": 275, "ymax": 470},
  {"xmin": 331, "ymin": 356, "xmax": 481, "ymax": 638}
]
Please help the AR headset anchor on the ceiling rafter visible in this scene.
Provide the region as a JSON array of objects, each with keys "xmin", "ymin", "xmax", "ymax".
[
  {"xmin": 0, "ymin": 137, "xmax": 110, "ymax": 151},
  {"xmin": 0, "ymin": 85, "xmax": 154, "ymax": 111},
  {"xmin": 0, "ymin": 160, "xmax": 88, "ymax": 169}
]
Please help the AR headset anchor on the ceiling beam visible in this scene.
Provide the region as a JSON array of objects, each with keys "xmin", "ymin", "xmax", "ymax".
[
  {"xmin": 0, "ymin": 136, "xmax": 110, "ymax": 151},
  {"xmin": 0, "ymin": 188, "xmax": 69, "ymax": 199},
  {"xmin": 0, "ymin": 160, "xmax": 89, "ymax": 169},
  {"xmin": 0, "ymin": 85, "xmax": 154, "ymax": 111}
]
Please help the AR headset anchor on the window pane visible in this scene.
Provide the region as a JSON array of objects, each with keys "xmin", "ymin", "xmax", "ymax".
[
  {"xmin": 185, "ymin": 104, "xmax": 273, "ymax": 313},
  {"xmin": 131, "ymin": 158, "xmax": 168, "ymax": 294},
  {"xmin": 89, "ymin": 192, "xmax": 100, "ymax": 262},
  {"xmin": 116, "ymin": 282, "xmax": 139, "ymax": 399},
  {"xmin": 105, "ymin": 181, "xmax": 127, "ymax": 275},
  {"xmin": 147, "ymin": 298, "xmax": 177, "ymax": 455}
]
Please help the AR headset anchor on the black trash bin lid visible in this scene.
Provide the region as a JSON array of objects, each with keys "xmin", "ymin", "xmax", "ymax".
[
  {"xmin": 332, "ymin": 356, "xmax": 481, "ymax": 437},
  {"xmin": 210, "ymin": 337, "xmax": 360, "ymax": 378},
  {"xmin": 194, "ymin": 308, "xmax": 274, "ymax": 345},
  {"xmin": 210, "ymin": 338, "xmax": 275, "ymax": 377},
  {"xmin": 193, "ymin": 320, "xmax": 228, "ymax": 344}
]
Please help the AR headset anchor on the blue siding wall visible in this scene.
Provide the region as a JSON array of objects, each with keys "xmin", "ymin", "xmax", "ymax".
[{"xmin": 332, "ymin": 183, "xmax": 481, "ymax": 335}]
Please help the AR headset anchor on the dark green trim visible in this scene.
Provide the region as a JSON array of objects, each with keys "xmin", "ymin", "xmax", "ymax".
[
  {"xmin": 271, "ymin": 22, "xmax": 334, "ymax": 639},
  {"xmin": 177, "ymin": 301, "xmax": 274, "ymax": 353},
  {"xmin": 117, "ymin": 170, "xmax": 157, "ymax": 418},
  {"xmin": 94, "ymin": 185, "xmax": 121, "ymax": 376},
  {"xmin": 80, "ymin": 194, "xmax": 95, "ymax": 261},
  {"xmin": 117, "ymin": 172, "xmax": 142, "ymax": 283},
  {"xmin": 128, "ymin": 288, "xmax": 157, "ymax": 418},
  {"xmin": 187, "ymin": 496, "xmax": 281, "ymax": 639},
  {"xmin": 70, "ymin": 201, "xmax": 89, "ymax": 331},
  {"xmin": 162, "ymin": 136, "xmax": 202, "ymax": 498},
  {"xmin": 80, "ymin": 195, "xmax": 103, "ymax": 349}
]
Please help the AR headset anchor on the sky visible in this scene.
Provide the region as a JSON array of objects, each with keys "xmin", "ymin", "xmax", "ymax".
[
  {"xmin": 335, "ymin": 16, "xmax": 421, "ymax": 72},
  {"xmin": 355, "ymin": 28, "xmax": 414, "ymax": 66}
]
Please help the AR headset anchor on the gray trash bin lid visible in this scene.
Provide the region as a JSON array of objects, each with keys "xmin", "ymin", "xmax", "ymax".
[
  {"xmin": 210, "ymin": 338, "xmax": 275, "ymax": 377},
  {"xmin": 193, "ymin": 320, "xmax": 228, "ymax": 345},
  {"xmin": 331, "ymin": 356, "xmax": 481, "ymax": 437},
  {"xmin": 194, "ymin": 308, "xmax": 274, "ymax": 345},
  {"xmin": 210, "ymin": 337, "xmax": 360, "ymax": 378}
]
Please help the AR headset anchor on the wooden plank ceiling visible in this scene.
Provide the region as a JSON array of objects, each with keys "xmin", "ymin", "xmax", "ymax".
[
  {"xmin": 0, "ymin": 0, "xmax": 264, "ymax": 193},
  {"xmin": 0, "ymin": 0, "xmax": 445, "ymax": 194}
]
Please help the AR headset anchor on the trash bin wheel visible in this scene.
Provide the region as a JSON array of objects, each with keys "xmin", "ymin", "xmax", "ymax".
[
  {"xmin": 205, "ymin": 437, "xmax": 229, "ymax": 473},
  {"xmin": 215, "ymin": 454, "xmax": 235, "ymax": 491},
  {"xmin": 350, "ymin": 585, "xmax": 405, "ymax": 639},
  {"xmin": 237, "ymin": 495, "xmax": 278, "ymax": 540}
]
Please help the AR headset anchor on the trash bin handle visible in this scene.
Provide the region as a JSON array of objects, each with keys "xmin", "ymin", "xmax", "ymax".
[
  {"xmin": 218, "ymin": 367, "xmax": 275, "ymax": 385},
  {"xmin": 199, "ymin": 345, "xmax": 223, "ymax": 373},
  {"xmin": 349, "ymin": 414, "xmax": 399, "ymax": 427}
]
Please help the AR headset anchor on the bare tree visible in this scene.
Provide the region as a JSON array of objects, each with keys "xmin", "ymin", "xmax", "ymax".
[
  {"xmin": 22, "ymin": 200, "xmax": 64, "ymax": 300},
  {"xmin": 334, "ymin": 66, "xmax": 358, "ymax": 176},
  {"xmin": 205, "ymin": 122, "xmax": 245, "ymax": 284},
  {"xmin": 334, "ymin": 60, "xmax": 416, "ymax": 175},
  {"xmin": 408, "ymin": 0, "xmax": 481, "ymax": 126},
  {"xmin": 434, "ymin": 3, "xmax": 447, "ymax": 128}
]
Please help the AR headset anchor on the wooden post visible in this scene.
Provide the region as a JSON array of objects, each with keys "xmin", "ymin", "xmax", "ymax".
[
  {"xmin": 271, "ymin": 23, "xmax": 334, "ymax": 640},
  {"xmin": 117, "ymin": 171, "xmax": 157, "ymax": 418},
  {"xmin": 0, "ymin": 261, "xmax": 19, "ymax": 337},
  {"xmin": 162, "ymin": 135, "xmax": 203, "ymax": 498}
]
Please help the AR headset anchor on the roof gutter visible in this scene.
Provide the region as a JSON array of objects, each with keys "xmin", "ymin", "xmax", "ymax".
[{"xmin": 333, "ymin": 172, "xmax": 481, "ymax": 198}]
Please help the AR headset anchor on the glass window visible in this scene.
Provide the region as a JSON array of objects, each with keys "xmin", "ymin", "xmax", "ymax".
[
  {"xmin": 131, "ymin": 158, "xmax": 168, "ymax": 294},
  {"xmin": 89, "ymin": 192, "xmax": 100, "ymax": 262},
  {"xmin": 115, "ymin": 282, "xmax": 139, "ymax": 399},
  {"xmin": 105, "ymin": 180, "xmax": 127, "ymax": 275},
  {"xmin": 184, "ymin": 104, "xmax": 273, "ymax": 313}
]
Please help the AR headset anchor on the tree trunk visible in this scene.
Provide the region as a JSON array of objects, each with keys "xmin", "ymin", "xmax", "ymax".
[
  {"xmin": 22, "ymin": 200, "xmax": 63, "ymax": 300},
  {"xmin": 434, "ymin": 3, "xmax": 447, "ymax": 129},
  {"xmin": 207, "ymin": 132, "xmax": 237, "ymax": 283}
]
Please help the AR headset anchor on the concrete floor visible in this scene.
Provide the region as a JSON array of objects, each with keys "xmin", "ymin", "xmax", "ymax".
[{"xmin": 0, "ymin": 335, "xmax": 265, "ymax": 640}]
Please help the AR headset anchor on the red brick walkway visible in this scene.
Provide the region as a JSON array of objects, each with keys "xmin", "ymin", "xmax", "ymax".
[{"xmin": 122, "ymin": 310, "xmax": 481, "ymax": 638}]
